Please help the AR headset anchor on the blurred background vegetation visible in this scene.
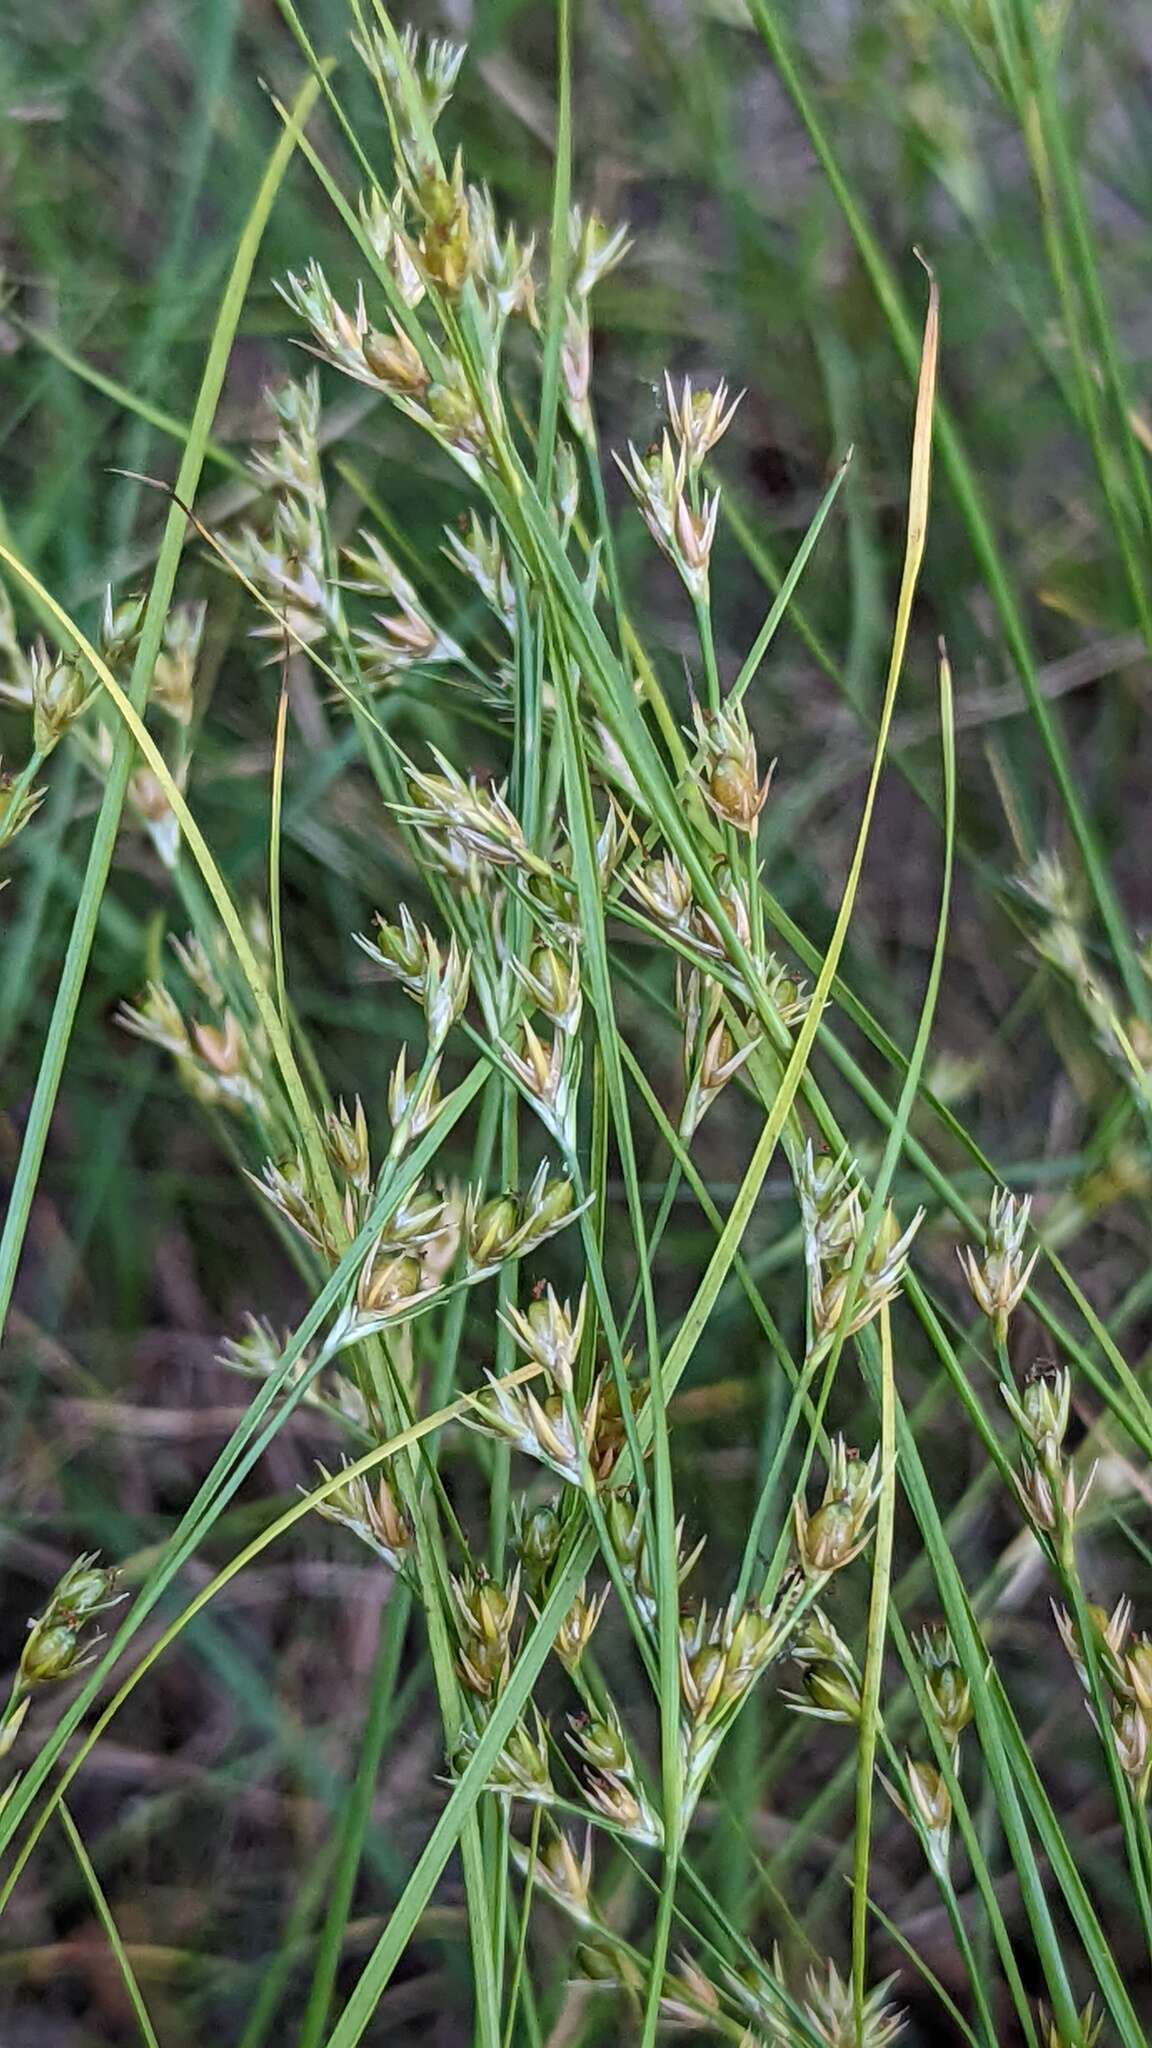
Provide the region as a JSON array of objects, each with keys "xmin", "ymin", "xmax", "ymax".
[{"xmin": 3, "ymin": 0, "xmax": 1152, "ymax": 2040}]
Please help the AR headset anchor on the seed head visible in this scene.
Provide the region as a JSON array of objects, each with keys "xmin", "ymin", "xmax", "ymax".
[
  {"xmin": 554, "ymin": 1582, "xmax": 609, "ymax": 1670},
  {"xmin": 497, "ymin": 1019, "xmax": 578, "ymax": 1139},
  {"xmin": 423, "ymin": 366, "xmax": 494, "ymax": 474},
  {"xmin": 451, "ymin": 1566, "xmax": 520, "ymax": 1700},
  {"xmin": 1005, "ymin": 1358, "xmax": 1071, "ymax": 1457},
  {"xmin": 660, "ymin": 1953, "xmax": 723, "ymax": 2031},
  {"xmin": 783, "ymin": 1608, "xmax": 862, "ymax": 1725},
  {"xmin": 364, "ymin": 905, "xmax": 436, "ymax": 983},
  {"xmin": 387, "ymin": 1184, "xmax": 461, "ymax": 1273},
  {"xmin": 345, "ymin": 529, "xmax": 463, "ymax": 683},
  {"xmin": 18, "ymin": 1553, "xmax": 123, "ymax": 1694},
  {"xmin": 50, "ymin": 1554, "xmax": 122, "ymax": 1621},
  {"xmin": 1019, "ymin": 1456, "xmax": 1096, "ymax": 1539},
  {"xmin": 958, "ymin": 1187, "xmax": 1039, "ymax": 1344},
  {"xmin": 512, "ymin": 942, "xmax": 583, "ymax": 1034},
  {"xmin": 614, "ymin": 434, "xmax": 718, "ymax": 600},
  {"xmin": 520, "ymin": 1162, "xmax": 579, "ymax": 1249},
  {"xmin": 101, "ymin": 589, "xmax": 146, "ymax": 667},
  {"xmin": 625, "ymin": 848, "xmax": 695, "ymax": 939},
  {"xmin": 689, "ymin": 697, "xmax": 773, "ymax": 834},
  {"xmin": 792, "ymin": 1659, "xmax": 863, "ymax": 1725},
  {"xmin": 1054, "ymin": 1595, "xmax": 1132, "ymax": 1694},
  {"xmin": 396, "ymin": 749, "xmax": 538, "ymax": 877},
  {"xmin": 279, "ymin": 263, "xmax": 429, "ymax": 399},
  {"xmin": 361, "ymin": 321, "xmax": 429, "ymax": 395},
  {"xmin": 801, "ymin": 1959, "xmax": 905, "ymax": 2048},
  {"xmin": 359, "ymin": 189, "xmax": 425, "ymax": 308},
  {"xmin": 512, "ymin": 1826, "xmax": 595, "ymax": 1927},
  {"xmin": 568, "ymin": 207, "xmax": 632, "ymax": 300},
  {"xmin": 807, "ymin": 1176, "xmax": 923, "ymax": 1344},
  {"xmin": 1036, "ymin": 1998, "xmax": 1103, "ymax": 2048},
  {"xmin": 1123, "ymin": 1632, "xmax": 1152, "ymax": 1720},
  {"xmin": 218, "ymin": 1315, "xmax": 326, "ymax": 1407},
  {"xmin": 151, "ymin": 601, "xmax": 206, "ymax": 725},
  {"xmin": 794, "ymin": 1438, "xmax": 880, "ymax": 1579},
  {"xmin": 415, "ymin": 154, "xmax": 475, "ymax": 291},
  {"xmin": 367, "ymin": 22, "xmax": 466, "ymax": 130},
  {"xmin": 1018, "ymin": 849, "xmax": 1081, "ymax": 925},
  {"xmin": 19, "ymin": 1622, "xmax": 93, "ymax": 1690},
  {"xmin": 457, "ymin": 1706, "xmax": 555, "ymax": 1802},
  {"xmin": 679, "ymin": 1597, "xmax": 784, "ymax": 1801},
  {"xmin": 356, "ymin": 909, "xmax": 471, "ymax": 1049},
  {"xmin": 326, "ymin": 1235, "xmax": 433, "ymax": 1356},
  {"xmin": 501, "ymin": 1284, "xmax": 587, "ymax": 1392},
  {"xmin": 681, "ymin": 1004, "xmax": 760, "ymax": 1138},
  {"xmin": 251, "ymin": 1153, "xmax": 329, "ymax": 1254},
  {"xmin": 665, "ymin": 373, "xmax": 743, "ymax": 472},
  {"xmin": 31, "ymin": 646, "xmax": 94, "ymax": 755},
  {"xmin": 689, "ymin": 857, "xmax": 753, "ymax": 959},
  {"xmin": 387, "ymin": 1046, "xmax": 442, "ymax": 1148},
  {"xmin": 470, "ymin": 184, "xmax": 537, "ymax": 326},
  {"xmin": 248, "ymin": 374, "xmax": 323, "ymax": 504},
  {"xmin": 567, "ymin": 1714, "xmax": 662, "ymax": 1846},
  {"xmin": 314, "ymin": 1462, "xmax": 413, "ymax": 1572},
  {"xmin": 141, "ymin": 994, "xmax": 267, "ymax": 1118},
  {"xmin": 117, "ymin": 982, "xmax": 191, "ymax": 1062},
  {"xmin": 225, "ymin": 495, "xmax": 333, "ymax": 653},
  {"xmin": 355, "ymin": 1242, "xmax": 426, "ymax": 1319},
  {"xmin": 1003, "ymin": 1360, "xmax": 1095, "ymax": 1540},
  {"xmin": 462, "ymin": 1368, "xmax": 617, "ymax": 1491},
  {"xmin": 607, "ymin": 1492, "xmax": 702, "ymax": 1627},
  {"xmin": 463, "ymin": 1371, "xmax": 581, "ymax": 1483},
  {"xmin": 561, "ymin": 299, "xmax": 593, "ymax": 440},
  {"xmin": 1112, "ymin": 1697, "xmax": 1150, "ymax": 1793},
  {"xmin": 443, "ymin": 512, "xmax": 516, "ymax": 629},
  {"xmin": 584, "ymin": 1770, "xmax": 661, "ymax": 1844},
  {"xmin": 516, "ymin": 1500, "xmax": 563, "ymax": 1581},
  {"xmin": 324, "ymin": 1096, "xmax": 371, "ymax": 1192},
  {"xmin": 0, "ymin": 760, "xmax": 45, "ymax": 848},
  {"xmin": 567, "ymin": 1708, "xmax": 627, "ymax": 1776},
  {"xmin": 798, "ymin": 1143, "xmax": 861, "ymax": 1268},
  {"xmin": 915, "ymin": 1624, "xmax": 973, "ymax": 1747},
  {"xmin": 901, "ymin": 1758, "xmax": 953, "ymax": 1851},
  {"xmin": 467, "ymin": 1191, "xmax": 522, "ymax": 1270}
]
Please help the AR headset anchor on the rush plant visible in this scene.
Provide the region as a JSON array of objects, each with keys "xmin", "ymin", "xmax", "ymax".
[{"xmin": 2, "ymin": 5, "xmax": 1152, "ymax": 2047}]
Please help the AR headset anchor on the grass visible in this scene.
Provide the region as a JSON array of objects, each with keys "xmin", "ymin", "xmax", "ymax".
[{"xmin": 2, "ymin": 2, "xmax": 1152, "ymax": 2044}]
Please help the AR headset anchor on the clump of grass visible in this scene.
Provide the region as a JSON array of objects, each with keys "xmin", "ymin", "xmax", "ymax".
[{"xmin": 3, "ymin": 7, "xmax": 1152, "ymax": 2047}]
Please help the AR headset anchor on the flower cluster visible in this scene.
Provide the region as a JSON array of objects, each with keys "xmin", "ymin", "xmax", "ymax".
[
  {"xmin": 16, "ymin": 1554, "xmax": 123, "ymax": 1697},
  {"xmin": 568, "ymin": 1704, "xmax": 662, "ymax": 1846},
  {"xmin": 1056, "ymin": 1595, "xmax": 1152, "ymax": 1802},
  {"xmin": 958, "ymin": 1186, "xmax": 1039, "ymax": 1345},
  {"xmin": 797, "ymin": 1143, "xmax": 923, "ymax": 1349},
  {"xmin": 117, "ymin": 924, "xmax": 272, "ymax": 1121},
  {"xmin": 1003, "ymin": 1359, "xmax": 1094, "ymax": 1543}
]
